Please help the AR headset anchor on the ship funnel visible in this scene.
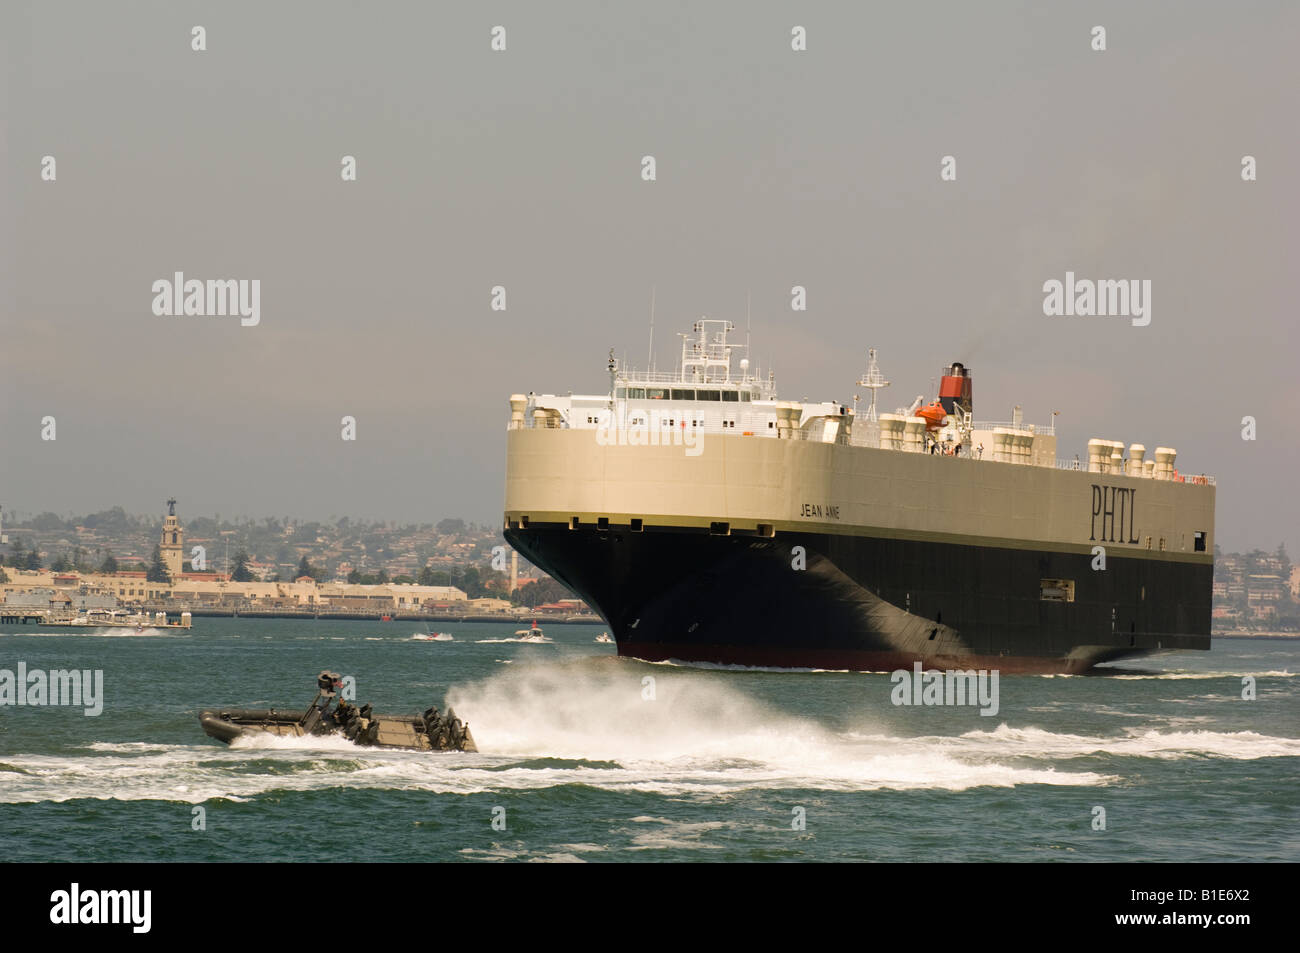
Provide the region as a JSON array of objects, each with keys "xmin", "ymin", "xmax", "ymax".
[{"xmin": 938, "ymin": 362, "xmax": 972, "ymax": 418}]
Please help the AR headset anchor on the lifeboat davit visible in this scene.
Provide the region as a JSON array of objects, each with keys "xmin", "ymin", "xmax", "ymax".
[{"xmin": 917, "ymin": 400, "xmax": 948, "ymax": 431}]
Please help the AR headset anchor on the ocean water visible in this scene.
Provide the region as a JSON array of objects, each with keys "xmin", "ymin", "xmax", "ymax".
[{"xmin": 1, "ymin": 619, "xmax": 1296, "ymax": 862}]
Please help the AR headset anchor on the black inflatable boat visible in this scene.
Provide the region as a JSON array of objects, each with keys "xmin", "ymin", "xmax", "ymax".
[{"xmin": 199, "ymin": 671, "xmax": 477, "ymax": 753}]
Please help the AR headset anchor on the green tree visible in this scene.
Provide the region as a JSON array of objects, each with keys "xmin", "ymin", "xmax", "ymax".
[
  {"xmin": 436, "ymin": 518, "xmax": 466, "ymax": 536},
  {"xmin": 418, "ymin": 563, "xmax": 454, "ymax": 587},
  {"xmin": 99, "ymin": 552, "xmax": 119, "ymax": 574},
  {"xmin": 0, "ymin": 565, "xmax": 8, "ymax": 583},
  {"xmin": 230, "ymin": 549, "xmax": 255, "ymax": 582},
  {"xmin": 346, "ymin": 568, "xmax": 362, "ymax": 584},
  {"xmin": 31, "ymin": 512, "xmax": 68, "ymax": 532},
  {"xmin": 511, "ymin": 577, "xmax": 574, "ymax": 608},
  {"xmin": 51, "ymin": 553, "xmax": 74, "ymax": 573},
  {"xmin": 375, "ymin": 568, "xmax": 390, "ymax": 585},
  {"xmin": 296, "ymin": 555, "xmax": 325, "ymax": 582},
  {"xmin": 24, "ymin": 547, "xmax": 42, "ymax": 571},
  {"xmin": 146, "ymin": 544, "xmax": 171, "ymax": 583}
]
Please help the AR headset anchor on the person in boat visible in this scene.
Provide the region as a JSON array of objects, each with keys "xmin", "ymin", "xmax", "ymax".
[{"xmin": 315, "ymin": 671, "xmax": 342, "ymax": 714}]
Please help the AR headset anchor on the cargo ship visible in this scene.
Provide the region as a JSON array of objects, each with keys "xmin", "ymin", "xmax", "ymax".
[{"xmin": 502, "ymin": 319, "xmax": 1215, "ymax": 673}]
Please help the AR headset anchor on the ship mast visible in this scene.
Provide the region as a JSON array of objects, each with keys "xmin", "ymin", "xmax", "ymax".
[{"xmin": 856, "ymin": 348, "xmax": 890, "ymax": 422}]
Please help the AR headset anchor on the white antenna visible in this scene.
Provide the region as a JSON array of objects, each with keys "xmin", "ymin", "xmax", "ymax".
[
  {"xmin": 856, "ymin": 347, "xmax": 890, "ymax": 422},
  {"xmin": 746, "ymin": 289, "xmax": 752, "ymax": 357},
  {"xmin": 647, "ymin": 285, "xmax": 656, "ymax": 371}
]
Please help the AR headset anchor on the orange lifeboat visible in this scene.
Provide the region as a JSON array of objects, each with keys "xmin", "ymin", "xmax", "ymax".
[{"xmin": 917, "ymin": 400, "xmax": 948, "ymax": 431}]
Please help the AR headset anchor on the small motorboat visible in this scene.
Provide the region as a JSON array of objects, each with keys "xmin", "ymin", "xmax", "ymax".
[
  {"xmin": 514, "ymin": 620, "xmax": 547, "ymax": 642},
  {"xmin": 198, "ymin": 671, "xmax": 476, "ymax": 752},
  {"xmin": 595, "ymin": 632, "xmax": 613, "ymax": 643},
  {"xmin": 412, "ymin": 632, "xmax": 453, "ymax": 641}
]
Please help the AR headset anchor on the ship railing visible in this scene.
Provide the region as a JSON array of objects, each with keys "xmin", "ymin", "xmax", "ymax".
[
  {"xmin": 1053, "ymin": 458, "xmax": 1216, "ymax": 485},
  {"xmin": 782, "ymin": 429, "xmax": 853, "ymax": 446},
  {"xmin": 618, "ymin": 369, "xmax": 773, "ymax": 388},
  {"xmin": 973, "ymin": 420, "xmax": 1056, "ymax": 435}
]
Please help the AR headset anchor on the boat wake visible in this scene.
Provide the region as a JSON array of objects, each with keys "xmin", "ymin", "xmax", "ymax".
[
  {"xmin": 4, "ymin": 663, "xmax": 1295, "ymax": 805},
  {"xmin": 1, "ymin": 626, "xmax": 170, "ymax": 638}
]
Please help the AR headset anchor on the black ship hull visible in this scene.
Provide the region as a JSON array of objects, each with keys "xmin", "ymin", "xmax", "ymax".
[{"xmin": 504, "ymin": 521, "xmax": 1212, "ymax": 674}]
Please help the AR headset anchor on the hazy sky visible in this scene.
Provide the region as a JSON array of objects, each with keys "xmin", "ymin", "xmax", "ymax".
[{"xmin": 2, "ymin": 1, "xmax": 1297, "ymax": 552}]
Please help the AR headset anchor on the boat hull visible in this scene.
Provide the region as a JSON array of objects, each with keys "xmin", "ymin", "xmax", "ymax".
[
  {"xmin": 198, "ymin": 706, "xmax": 477, "ymax": 752},
  {"xmin": 504, "ymin": 521, "xmax": 1212, "ymax": 674}
]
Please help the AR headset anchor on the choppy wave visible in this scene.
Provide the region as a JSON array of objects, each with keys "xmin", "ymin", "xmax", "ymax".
[{"xmin": 880, "ymin": 724, "xmax": 1300, "ymax": 760}]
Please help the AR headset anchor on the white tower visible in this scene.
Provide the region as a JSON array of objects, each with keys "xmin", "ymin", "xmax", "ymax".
[{"xmin": 159, "ymin": 498, "xmax": 184, "ymax": 577}]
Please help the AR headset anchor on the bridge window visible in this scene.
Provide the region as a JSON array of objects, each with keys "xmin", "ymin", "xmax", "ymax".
[
  {"xmin": 697, "ymin": 390, "xmax": 721, "ymax": 402},
  {"xmin": 721, "ymin": 390, "xmax": 739, "ymax": 402},
  {"xmin": 1194, "ymin": 531, "xmax": 1206, "ymax": 552},
  {"xmin": 647, "ymin": 388, "xmax": 668, "ymax": 400},
  {"xmin": 671, "ymin": 388, "xmax": 695, "ymax": 401}
]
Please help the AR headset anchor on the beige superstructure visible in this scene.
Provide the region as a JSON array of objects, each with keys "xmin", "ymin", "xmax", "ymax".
[
  {"xmin": 505, "ymin": 427, "xmax": 1214, "ymax": 564},
  {"xmin": 505, "ymin": 319, "xmax": 1213, "ymax": 563}
]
